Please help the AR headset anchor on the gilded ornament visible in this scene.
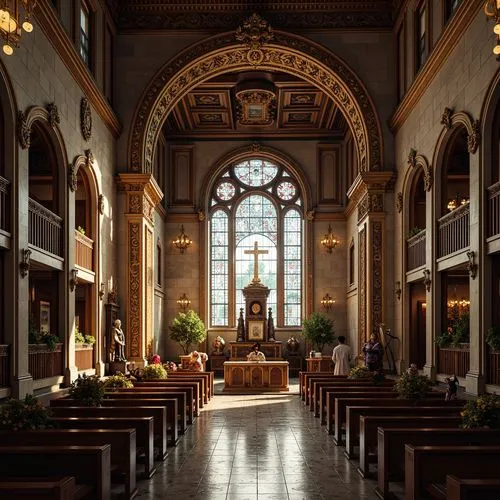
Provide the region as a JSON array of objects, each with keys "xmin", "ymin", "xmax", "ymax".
[
  {"xmin": 68, "ymin": 164, "xmax": 78, "ymax": 192},
  {"xmin": 305, "ymin": 210, "xmax": 315, "ymax": 221},
  {"xmin": 17, "ymin": 111, "xmax": 31, "ymax": 149},
  {"xmin": 424, "ymin": 165, "xmax": 433, "ymax": 192},
  {"xmin": 235, "ymin": 13, "xmax": 274, "ymax": 50},
  {"xmin": 46, "ymin": 102, "xmax": 60, "ymax": 127},
  {"xmin": 441, "ymin": 107, "xmax": 453, "ymax": 129},
  {"xmin": 80, "ymin": 97, "xmax": 92, "ymax": 141},
  {"xmin": 198, "ymin": 210, "xmax": 206, "ymax": 221},
  {"xmin": 85, "ymin": 149, "xmax": 94, "ymax": 168},
  {"xmin": 408, "ymin": 148, "xmax": 417, "ymax": 168},
  {"xmin": 98, "ymin": 194, "xmax": 105, "ymax": 215},
  {"xmin": 467, "ymin": 120, "xmax": 481, "ymax": 154}
]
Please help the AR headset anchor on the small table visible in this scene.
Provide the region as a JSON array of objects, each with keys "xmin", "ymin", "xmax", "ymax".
[
  {"xmin": 306, "ymin": 357, "xmax": 333, "ymax": 372},
  {"xmin": 223, "ymin": 361, "xmax": 289, "ymax": 392}
]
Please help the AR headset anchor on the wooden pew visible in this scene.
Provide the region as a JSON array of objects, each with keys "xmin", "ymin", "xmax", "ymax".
[
  {"xmin": 446, "ymin": 475, "xmax": 500, "ymax": 500},
  {"xmin": 302, "ymin": 374, "xmax": 346, "ymax": 404},
  {"xmin": 327, "ymin": 391, "xmax": 445, "ymax": 437},
  {"xmin": 50, "ymin": 416, "xmax": 156, "ymax": 479},
  {"xmin": 104, "ymin": 391, "xmax": 188, "ymax": 433},
  {"xmin": 155, "ymin": 374, "xmax": 208, "ymax": 404},
  {"xmin": 299, "ymin": 372, "xmax": 345, "ymax": 401},
  {"xmin": 346, "ymin": 398, "xmax": 464, "ymax": 459},
  {"xmin": 0, "ymin": 477, "xmax": 77, "ymax": 500},
  {"xmin": 0, "ymin": 429, "xmax": 136, "ymax": 500},
  {"xmin": 51, "ymin": 396, "xmax": 177, "ymax": 448},
  {"xmin": 132, "ymin": 381, "xmax": 201, "ymax": 416},
  {"xmin": 168, "ymin": 371, "xmax": 213, "ymax": 401},
  {"xmin": 376, "ymin": 427, "xmax": 500, "ymax": 500},
  {"xmin": 404, "ymin": 445, "xmax": 500, "ymax": 500},
  {"xmin": 311, "ymin": 378, "xmax": 395, "ymax": 414},
  {"xmin": 0, "ymin": 445, "xmax": 111, "ymax": 500}
]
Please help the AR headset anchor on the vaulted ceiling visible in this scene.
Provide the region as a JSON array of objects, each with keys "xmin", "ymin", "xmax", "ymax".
[{"xmin": 107, "ymin": 1, "xmax": 398, "ymax": 31}]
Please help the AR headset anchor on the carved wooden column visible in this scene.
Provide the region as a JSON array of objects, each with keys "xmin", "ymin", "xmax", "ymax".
[
  {"xmin": 118, "ymin": 174, "xmax": 163, "ymax": 364},
  {"xmin": 349, "ymin": 172, "xmax": 393, "ymax": 354}
]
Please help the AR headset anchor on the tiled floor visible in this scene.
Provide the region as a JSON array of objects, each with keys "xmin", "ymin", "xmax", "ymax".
[{"xmin": 136, "ymin": 379, "xmax": 379, "ymax": 499}]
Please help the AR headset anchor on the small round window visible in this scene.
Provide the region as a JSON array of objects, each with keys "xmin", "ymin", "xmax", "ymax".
[
  {"xmin": 216, "ymin": 181, "xmax": 236, "ymax": 201},
  {"xmin": 276, "ymin": 180, "xmax": 297, "ymax": 201}
]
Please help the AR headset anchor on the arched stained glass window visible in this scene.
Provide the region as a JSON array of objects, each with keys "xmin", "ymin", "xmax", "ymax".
[{"xmin": 209, "ymin": 157, "xmax": 304, "ymax": 328}]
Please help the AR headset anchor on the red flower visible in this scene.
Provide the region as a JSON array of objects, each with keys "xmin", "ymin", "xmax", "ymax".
[{"xmin": 151, "ymin": 354, "xmax": 161, "ymax": 364}]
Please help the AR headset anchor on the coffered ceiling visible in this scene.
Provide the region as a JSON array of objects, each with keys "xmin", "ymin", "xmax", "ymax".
[
  {"xmin": 107, "ymin": 0, "xmax": 397, "ymax": 31},
  {"xmin": 162, "ymin": 71, "xmax": 348, "ymax": 140}
]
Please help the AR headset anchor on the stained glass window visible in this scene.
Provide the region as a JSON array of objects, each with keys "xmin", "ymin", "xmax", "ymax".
[
  {"xmin": 284, "ymin": 209, "xmax": 302, "ymax": 326},
  {"xmin": 210, "ymin": 210, "xmax": 229, "ymax": 326},
  {"xmin": 209, "ymin": 157, "xmax": 304, "ymax": 328}
]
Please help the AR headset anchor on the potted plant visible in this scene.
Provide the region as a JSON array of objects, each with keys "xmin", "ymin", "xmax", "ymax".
[
  {"xmin": 169, "ymin": 310, "xmax": 206, "ymax": 355},
  {"xmin": 76, "ymin": 226, "xmax": 86, "ymax": 235},
  {"xmin": 407, "ymin": 227, "xmax": 423, "ymax": 239},
  {"xmin": 142, "ymin": 363, "xmax": 168, "ymax": 380},
  {"xmin": 348, "ymin": 366, "xmax": 372, "ymax": 379},
  {"xmin": 0, "ymin": 395, "xmax": 54, "ymax": 431},
  {"xmin": 486, "ymin": 326, "xmax": 500, "ymax": 351},
  {"xmin": 302, "ymin": 312, "xmax": 335, "ymax": 354},
  {"xmin": 68, "ymin": 374, "xmax": 105, "ymax": 406},
  {"xmin": 103, "ymin": 372, "xmax": 133, "ymax": 390},
  {"xmin": 394, "ymin": 372, "xmax": 433, "ymax": 401},
  {"xmin": 461, "ymin": 394, "xmax": 500, "ymax": 429}
]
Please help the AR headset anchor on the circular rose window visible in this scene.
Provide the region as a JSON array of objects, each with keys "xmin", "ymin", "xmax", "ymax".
[
  {"xmin": 276, "ymin": 181, "xmax": 297, "ymax": 201},
  {"xmin": 216, "ymin": 181, "xmax": 236, "ymax": 201}
]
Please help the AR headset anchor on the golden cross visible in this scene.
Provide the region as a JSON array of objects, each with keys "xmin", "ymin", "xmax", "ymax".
[{"xmin": 244, "ymin": 241, "xmax": 268, "ymax": 283}]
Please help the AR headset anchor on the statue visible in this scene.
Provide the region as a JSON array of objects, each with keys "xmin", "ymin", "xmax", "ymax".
[
  {"xmin": 112, "ymin": 319, "xmax": 127, "ymax": 362},
  {"xmin": 287, "ymin": 335, "xmax": 300, "ymax": 353},
  {"xmin": 212, "ymin": 335, "xmax": 226, "ymax": 355},
  {"xmin": 237, "ymin": 308, "xmax": 245, "ymax": 342},
  {"xmin": 267, "ymin": 307, "xmax": 275, "ymax": 341}
]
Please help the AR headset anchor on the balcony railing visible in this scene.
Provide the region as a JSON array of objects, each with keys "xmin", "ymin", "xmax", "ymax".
[
  {"xmin": 438, "ymin": 202, "xmax": 470, "ymax": 258},
  {"xmin": 488, "ymin": 181, "xmax": 500, "ymax": 238},
  {"xmin": 488, "ymin": 350, "xmax": 500, "ymax": 386},
  {"xmin": 75, "ymin": 229, "xmax": 94, "ymax": 271},
  {"xmin": 438, "ymin": 345, "xmax": 470, "ymax": 378},
  {"xmin": 0, "ymin": 175, "xmax": 9, "ymax": 233},
  {"xmin": 0, "ymin": 345, "xmax": 9, "ymax": 387},
  {"xmin": 406, "ymin": 230, "xmax": 426, "ymax": 271},
  {"xmin": 28, "ymin": 343, "xmax": 63, "ymax": 380},
  {"xmin": 28, "ymin": 198, "xmax": 63, "ymax": 257}
]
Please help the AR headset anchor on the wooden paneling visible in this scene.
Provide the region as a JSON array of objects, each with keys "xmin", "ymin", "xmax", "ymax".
[
  {"xmin": 169, "ymin": 146, "xmax": 195, "ymax": 208},
  {"xmin": 317, "ymin": 144, "xmax": 342, "ymax": 207}
]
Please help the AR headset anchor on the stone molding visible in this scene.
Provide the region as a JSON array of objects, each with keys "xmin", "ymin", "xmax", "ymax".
[
  {"xmin": 129, "ymin": 20, "xmax": 383, "ymax": 176},
  {"xmin": 439, "ymin": 109, "xmax": 481, "ymax": 154},
  {"xmin": 407, "ymin": 149, "xmax": 432, "ymax": 192}
]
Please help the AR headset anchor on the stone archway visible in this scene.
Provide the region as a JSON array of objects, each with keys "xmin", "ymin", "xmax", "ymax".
[{"xmin": 128, "ymin": 14, "xmax": 384, "ymax": 175}]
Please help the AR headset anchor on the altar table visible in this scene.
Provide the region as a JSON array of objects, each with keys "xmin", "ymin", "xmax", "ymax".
[{"xmin": 223, "ymin": 361, "xmax": 289, "ymax": 392}]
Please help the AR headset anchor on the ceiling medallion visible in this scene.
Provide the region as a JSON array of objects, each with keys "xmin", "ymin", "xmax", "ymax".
[
  {"xmin": 235, "ymin": 89, "xmax": 276, "ymax": 126},
  {"xmin": 235, "ymin": 13, "xmax": 274, "ymax": 66}
]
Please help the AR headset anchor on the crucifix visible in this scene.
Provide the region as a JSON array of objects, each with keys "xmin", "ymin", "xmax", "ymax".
[{"xmin": 245, "ymin": 241, "xmax": 268, "ymax": 284}]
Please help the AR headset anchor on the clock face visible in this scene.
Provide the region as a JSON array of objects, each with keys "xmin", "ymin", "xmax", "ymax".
[{"xmin": 251, "ymin": 302, "xmax": 262, "ymax": 314}]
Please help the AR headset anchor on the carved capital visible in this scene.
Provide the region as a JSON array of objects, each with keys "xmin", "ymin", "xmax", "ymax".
[
  {"xmin": 69, "ymin": 269, "xmax": 79, "ymax": 292},
  {"xmin": 423, "ymin": 269, "xmax": 431, "ymax": 292},
  {"xmin": 441, "ymin": 107, "xmax": 454, "ymax": 129},
  {"xmin": 408, "ymin": 148, "xmax": 417, "ymax": 168},
  {"xmin": 467, "ymin": 120, "xmax": 481, "ymax": 154},
  {"xmin": 358, "ymin": 192, "xmax": 384, "ymax": 221},
  {"xmin": 85, "ymin": 149, "xmax": 94, "ymax": 168},
  {"xmin": 68, "ymin": 164, "xmax": 78, "ymax": 192},
  {"xmin": 46, "ymin": 102, "xmax": 60, "ymax": 128},
  {"xmin": 118, "ymin": 173, "xmax": 164, "ymax": 223},
  {"xmin": 80, "ymin": 97, "xmax": 92, "ymax": 141},
  {"xmin": 98, "ymin": 194, "xmax": 105, "ymax": 215},
  {"xmin": 467, "ymin": 251, "xmax": 478, "ymax": 279},
  {"xmin": 17, "ymin": 111, "xmax": 31, "ymax": 149},
  {"xmin": 305, "ymin": 210, "xmax": 315, "ymax": 221},
  {"xmin": 20, "ymin": 248, "xmax": 31, "ymax": 278},
  {"xmin": 396, "ymin": 192, "xmax": 403, "ymax": 213}
]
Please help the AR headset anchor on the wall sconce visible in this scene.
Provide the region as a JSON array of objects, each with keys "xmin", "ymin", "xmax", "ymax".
[
  {"xmin": 99, "ymin": 282, "xmax": 105, "ymax": 300},
  {"xmin": 172, "ymin": 224, "xmax": 192, "ymax": 254},
  {"xmin": 320, "ymin": 293, "xmax": 336, "ymax": 311},
  {"xmin": 395, "ymin": 281, "xmax": 402, "ymax": 300},
  {"xmin": 320, "ymin": 224, "xmax": 339, "ymax": 253},
  {"xmin": 177, "ymin": 293, "xmax": 191, "ymax": 311},
  {"xmin": 484, "ymin": 0, "xmax": 500, "ymax": 60},
  {"xmin": 69, "ymin": 269, "xmax": 79, "ymax": 292}
]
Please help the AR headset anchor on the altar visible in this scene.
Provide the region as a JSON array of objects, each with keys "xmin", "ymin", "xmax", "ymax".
[{"xmin": 223, "ymin": 361, "xmax": 289, "ymax": 392}]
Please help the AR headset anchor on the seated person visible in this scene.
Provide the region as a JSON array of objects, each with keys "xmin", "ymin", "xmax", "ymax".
[
  {"xmin": 247, "ymin": 343, "xmax": 266, "ymax": 362},
  {"xmin": 187, "ymin": 351, "xmax": 203, "ymax": 371}
]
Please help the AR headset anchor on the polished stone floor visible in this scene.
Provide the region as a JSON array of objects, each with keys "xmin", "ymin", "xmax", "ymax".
[{"xmin": 136, "ymin": 380, "xmax": 379, "ymax": 499}]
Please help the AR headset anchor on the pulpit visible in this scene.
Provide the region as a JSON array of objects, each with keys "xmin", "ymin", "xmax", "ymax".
[
  {"xmin": 306, "ymin": 356, "xmax": 333, "ymax": 372},
  {"xmin": 223, "ymin": 361, "xmax": 289, "ymax": 392}
]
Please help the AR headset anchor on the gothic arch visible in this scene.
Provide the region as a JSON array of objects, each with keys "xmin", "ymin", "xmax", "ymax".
[
  {"xmin": 199, "ymin": 144, "xmax": 313, "ymax": 214},
  {"xmin": 0, "ymin": 59, "xmax": 18, "ymax": 182},
  {"xmin": 128, "ymin": 17, "xmax": 384, "ymax": 175}
]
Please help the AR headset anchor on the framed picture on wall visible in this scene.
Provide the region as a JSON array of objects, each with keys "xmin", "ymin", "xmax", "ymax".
[
  {"xmin": 40, "ymin": 301, "xmax": 51, "ymax": 334},
  {"xmin": 247, "ymin": 320, "xmax": 265, "ymax": 341}
]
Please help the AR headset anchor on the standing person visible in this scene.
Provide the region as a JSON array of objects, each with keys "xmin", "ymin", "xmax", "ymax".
[
  {"xmin": 362, "ymin": 333, "xmax": 383, "ymax": 372},
  {"xmin": 332, "ymin": 336, "xmax": 352, "ymax": 375}
]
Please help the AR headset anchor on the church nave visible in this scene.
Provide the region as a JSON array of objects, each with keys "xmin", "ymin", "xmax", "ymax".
[{"xmin": 136, "ymin": 387, "xmax": 377, "ymax": 500}]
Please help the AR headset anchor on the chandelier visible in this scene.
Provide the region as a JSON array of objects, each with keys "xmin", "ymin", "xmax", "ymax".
[
  {"xmin": 172, "ymin": 224, "xmax": 192, "ymax": 254},
  {"xmin": 320, "ymin": 224, "xmax": 339, "ymax": 253},
  {"xmin": 0, "ymin": 1, "xmax": 36, "ymax": 55},
  {"xmin": 484, "ymin": 0, "xmax": 500, "ymax": 59}
]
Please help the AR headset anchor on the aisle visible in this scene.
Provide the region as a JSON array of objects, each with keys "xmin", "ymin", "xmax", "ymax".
[{"xmin": 136, "ymin": 386, "xmax": 378, "ymax": 499}]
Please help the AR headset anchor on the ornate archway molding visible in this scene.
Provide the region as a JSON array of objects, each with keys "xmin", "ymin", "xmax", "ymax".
[
  {"xmin": 128, "ymin": 14, "xmax": 384, "ymax": 175},
  {"xmin": 407, "ymin": 149, "xmax": 432, "ymax": 192},
  {"xmin": 440, "ymin": 108, "xmax": 481, "ymax": 154}
]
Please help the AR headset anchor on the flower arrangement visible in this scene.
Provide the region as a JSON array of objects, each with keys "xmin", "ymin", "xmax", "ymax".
[
  {"xmin": 0, "ymin": 395, "xmax": 54, "ymax": 431},
  {"xmin": 461, "ymin": 394, "xmax": 500, "ymax": 429},
  {"xmin": 348, "ymin": 366, "xmax": 372, "ymax": 379},
  {"xmin": 68, "ymin": 374, "xmax": 105, "ymax": 406},
  {"xmin": 75, "ymin": 328, "xmax": 95, "ymax": 346},
  {"xmin": 394, "ymin": 372, "xmax": 433, "ymax": 401},
  {"xmin": 142, "ymin": 363, "xmax": 168, "ymax": 380},
  {"xmin": 151, "ymin": 354, "xmax": 161, "ymax": 364},
  {"xmin": 103, "ymin": 372, "xmax": 133, "ymax": 390},
  {"xmin": 29, "ymin": 321, "xmax": 61, "ymax": 351},
  {"xmin": 163, "ymin": 361, "xmax": 178, "ymax": 372}
]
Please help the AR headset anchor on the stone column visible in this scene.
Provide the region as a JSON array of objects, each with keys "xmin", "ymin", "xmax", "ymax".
[
  {"xmin": 466, "ymin": 150, "xmax": 485, "ymax": 395},
  {"xmin": 4, "ymin": 147, "xmax": 33, "ymax": 398},
  {"xmin": 118, "ymin": 174, "xmax": 163, "ymax": 365}
]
